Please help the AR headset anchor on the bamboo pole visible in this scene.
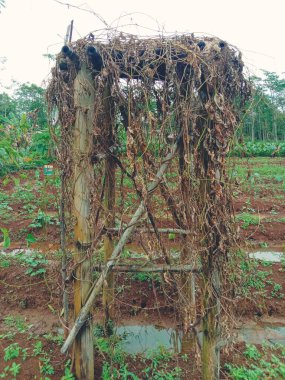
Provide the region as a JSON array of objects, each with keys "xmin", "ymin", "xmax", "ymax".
[
  {"xmin": 72, "ymin": 64, "xmax": 95, "ymax": 380},
  {"xmin": 61, "ymin": 139, "xmax": 179, "ymax": 355},
  {"xmin": 94, "ymin": 264, "xmax": 200, "ymax": 273}
]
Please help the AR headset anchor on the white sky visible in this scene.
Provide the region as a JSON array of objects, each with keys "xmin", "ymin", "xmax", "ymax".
[{"xmin": 0, "ymin": 0, "xmax": 285, "ymax": 91}]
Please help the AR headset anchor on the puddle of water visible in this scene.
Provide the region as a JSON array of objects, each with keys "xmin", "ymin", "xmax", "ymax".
[
  {"xmin": 116, "ymin": 324, "xmax": 285, "ymax": 354},
  {"xmin": 249, "ymin": 251, "xmax": 284, "ymax": 263},
  {"xmin": 116, "ymin": 325, "xmax": 182, "ymax": 354},
  {"xmin": 238, "ymin": 325, "xmax": 285, "ymax": 345}
]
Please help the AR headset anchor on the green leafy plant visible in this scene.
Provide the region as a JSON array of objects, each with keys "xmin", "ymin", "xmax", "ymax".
[
  {"xmin": 226, "ymin": 344, "xmax": 285, "ymax": 379},
  {"xmin": 60, "ymin": 360, "xmax": 75, "ymax": 380},
  {"xmin": 18, "ymin": 251, "xmax": 48, "ymax": 276},
  {"xmin": 270, "ymin": 283, "xmax": 283, "ymax": 298},
  {"xmin": 29, "ymin": 209, "xmax": 58, "ymax": 228},
  {"xmin": 39, "ymin": 357, "xmax": 55, "ymax": 376},
  {"xmin": 9, "ymin": 362, "xmax": 21, "ymax": 377},
  {"xmin": 0, "ymin": 227, "xmax": 10, "ymax": 248},
  {"xmin": 236, "ymin": 213, "xmax": 260, "ymax": 229},
  {"xmin": 43, "ymin": 332, "xmax": 64, "ymax": 346},
  {"xmin": 3, "ymin": 315, "xmax": 29, "ymax": 333},
  {"xmin": 4, "ymin": 343, "xmax": 21, "ymax": 361},
  {"xmin": 33, "ymin": 341, "xmax": 44, "ymax": 356},
  {"xmin": 26, "ymin": 233, "xmax": 37, "ymax": 246}
]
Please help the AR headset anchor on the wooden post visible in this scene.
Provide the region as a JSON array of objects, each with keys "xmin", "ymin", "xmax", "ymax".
[
  {"xmin": 102, "ymin": 82, "xmax": 116, "ymax": 327},
  {"xmin": 73, "ymin": 64, "xmax": 95, "ymax": 380}
]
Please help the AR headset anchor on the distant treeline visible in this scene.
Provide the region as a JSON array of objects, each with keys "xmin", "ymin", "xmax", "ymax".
[{"xmin": 241, "ymin": 71, "xmax": 285, "ymax": 142}]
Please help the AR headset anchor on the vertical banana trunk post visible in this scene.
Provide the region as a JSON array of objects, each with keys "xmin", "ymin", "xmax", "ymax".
[
  {"xmin": 73, "ymin": 65, "xmax": 95, "ymax": 380},
  {"xmin": 102, "ymin": 82, "xmax": 116, "ymax": 327}
]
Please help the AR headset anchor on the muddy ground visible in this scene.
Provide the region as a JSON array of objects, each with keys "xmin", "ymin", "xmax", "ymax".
[{"xmin": 0, "ymin": 158, "xmax": 285, "ymax": 379}]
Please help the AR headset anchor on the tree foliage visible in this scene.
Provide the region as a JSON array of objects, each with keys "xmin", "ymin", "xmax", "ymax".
[
  {"xmin": 242, "ymin": 71, "xmax": 285, "ymax": 141},
  {"xmin": 0, "ymin": 82, "xmax": 54, "ymax": 174}
]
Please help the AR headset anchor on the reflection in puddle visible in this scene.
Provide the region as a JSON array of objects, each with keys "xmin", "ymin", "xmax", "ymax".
[
  {"xmin": 116, "ymin": 325, "xmax": 181, "ymax": 354},
  {"xmin": 249, "ymin": 251, "xmax": 284, "ymax": 262},
  {"xmin": 116, "ymin": 324, "xmax": 285, "ymax": 354},
  {"xmin": 237, "ymin": 325, "xmax": 285, "ymax": 345}
]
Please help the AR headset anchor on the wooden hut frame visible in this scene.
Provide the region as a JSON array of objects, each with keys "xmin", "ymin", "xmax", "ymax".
[{"xmin": 47, "ymin": 32, "xmax": 249, "ymax": 380}]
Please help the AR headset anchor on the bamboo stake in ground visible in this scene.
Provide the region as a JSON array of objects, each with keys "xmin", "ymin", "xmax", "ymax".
[
  {"xmin": 61, "ymin": 139, "xmax": 179, "ymax": 355},
  {"xmin": 72, "ymin": 64, "xmax": 95, "ymax": 380}
]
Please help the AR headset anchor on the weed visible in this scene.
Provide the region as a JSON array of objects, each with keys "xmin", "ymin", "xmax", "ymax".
[
  {"xmin": 236, "ymin": 213, "xmax": 260, "ymax": 229},
  {"xmin": 43, "ymin": 332, "xmax": 64, "ymax": 346},
  {"xmin": 33, "ymin": 341, "xmax": 44, "ymax": 356},
  {"xmin": 259, "ymin": 242, "xmax": 268, "ymax": 248},
  {"xmin": 4, "ymin": 343, "xmax": 21, "ymax": 361},
  {"xmin": 18, "ymin": 251, "xmax": 48, "ymax": 276},
  {"xmin": 61, "ymin": 360, "xmax": 75, "ymax": 380},
  {"xmin": 0, "ymin": 332, "xmax": 16, "ymax": 340},
  {"xmin": 2, "ymin": 177, "xmax": 11, "ymax": 186},
  {"xmin": 0, "ymin": 255, "xmax": 10, "ymax": 268},
  {"xmin": 225, "ymin": 344, "xmax": 285, "ymax": 379},
  {"xmin": 25, "ymin": 233, "xmax": 37, "ymax": 246},
  {"xmin": 9, "ymin": 362, "xmax": 21, "ymax": 377},
  {"xmin": 270, "ymin": 283, "xmax": 283, "ymax": 298},
  {"xmin": 0, "ymin": 228, "xmax": 11, "ymax": 248},
  {"xmin": 143, "ymin": 346, "xmax": 182, "ymax": 379},
  {"xmin": 29, "ymin": 209, "xmax": 58, "ymax": 229},
  {"xmin": 39, "ymin": 357, "xmax": 55, "ymax": 376},
  {"xmin": 0, "ymin": 203, "xmax": 13, "ymax": 221},
  {"xmin": 243, "ymin": 344, "xmax": 261, "ymax": 360},
  {"xmin": 3, "ymin": 315, "xmax": 29, "ymax": 333}
]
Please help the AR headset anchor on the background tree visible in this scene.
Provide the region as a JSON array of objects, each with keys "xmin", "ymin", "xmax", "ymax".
[{"xmin": 242, "ymin": 72, "xmax": 285, "ymax": 141}]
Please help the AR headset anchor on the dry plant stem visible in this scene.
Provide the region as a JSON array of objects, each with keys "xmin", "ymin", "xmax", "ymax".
[
  {"xmin": 179, "ymin": 138, "xmax": 196, "ymax": 330},
  {"xmin": 72, "ymin": 64, "xmax": 95, "ymax": 380},
  {"xmin": 60, "ymin": 170, "xmax": 69, "ymax": 338},
  {"xmin": 61, "ymin": 140, "xmax": 179, "ymax": 355},
  {"xmin": 107, "ymin": 227, "xmax": 190, "ymax": 234},
  {"xmin": 200, "ymin": 121, "xmax": 222, "ymax": 380},
  {"xmin": 102, "ymin": 81, "xmax": 116, "ymax": 326}
]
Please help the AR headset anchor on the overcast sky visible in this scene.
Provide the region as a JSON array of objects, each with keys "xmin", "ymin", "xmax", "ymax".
[{"xmin": 0, "ymin": 0, "xmax": 285, "ymax": 91}]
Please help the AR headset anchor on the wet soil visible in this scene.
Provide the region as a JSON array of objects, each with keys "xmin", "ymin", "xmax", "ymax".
[{"xmin": 0, "ymin": 163, "xmax": 285, "ymax": 379}]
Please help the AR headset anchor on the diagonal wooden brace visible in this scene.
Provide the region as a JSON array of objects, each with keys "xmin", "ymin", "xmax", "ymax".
[{"xmin": 61, "ymin": 139, "xmax": 179, "ymax": 354}]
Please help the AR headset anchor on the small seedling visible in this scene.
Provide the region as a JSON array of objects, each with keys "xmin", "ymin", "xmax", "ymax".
[{"xmin": 4, "ymin": 343, "xmax": 21, "ymax": 361}]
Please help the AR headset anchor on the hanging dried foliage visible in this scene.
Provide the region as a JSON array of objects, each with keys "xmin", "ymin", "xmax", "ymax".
[{"xmin": 47, "ymin": 31, "xmax": 251, "ymax": 376}]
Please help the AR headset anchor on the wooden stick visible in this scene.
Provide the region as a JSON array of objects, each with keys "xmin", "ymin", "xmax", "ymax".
[
  {"xmin": 93, "ymin": 264, "xmax": 200, "ymax": 273},
  {"xmin": 61, "ymin": 140, "xmax": 179, "ymax": 354},
  {"xmin": 106, "ymin": 227, "xmax": 190, "ymax": 235}
]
